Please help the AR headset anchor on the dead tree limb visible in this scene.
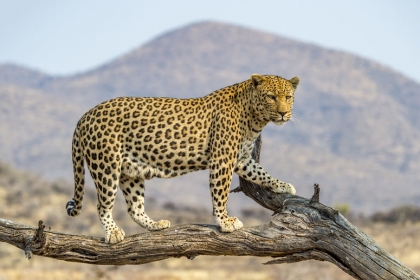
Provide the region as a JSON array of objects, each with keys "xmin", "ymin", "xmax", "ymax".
[{"xmin": 0, "ymin": 135, "xmax": 419, "ymax": 280}]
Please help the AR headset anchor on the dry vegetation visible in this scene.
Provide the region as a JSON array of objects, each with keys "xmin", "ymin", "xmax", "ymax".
[{"xmin": 0, "ymin": 160, "xmax": 419, "ymax": 279}]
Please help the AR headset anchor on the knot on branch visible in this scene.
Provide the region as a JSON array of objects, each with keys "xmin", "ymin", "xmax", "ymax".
[
  {"xmin": 186, "ymin": 254, "xmax": 197, "ymax": 260},
  {"xmin": 25, "ymin": 220, "xmax": 46, "ymax": 259}
]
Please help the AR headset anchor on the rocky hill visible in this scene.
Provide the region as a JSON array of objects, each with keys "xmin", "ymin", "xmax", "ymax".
[{"xmin": 1, "ymin": 21, "xmax": 419, "ymax": 213}]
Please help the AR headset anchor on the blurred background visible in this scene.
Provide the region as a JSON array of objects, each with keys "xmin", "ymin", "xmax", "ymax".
[{"xmin": 1, "ymin": 1, "xmax": 419, "ymax": 279}]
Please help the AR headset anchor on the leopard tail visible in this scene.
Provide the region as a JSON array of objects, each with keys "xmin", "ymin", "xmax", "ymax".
[{"xmin": 66, "ymin": 121, "xmax": 85, "ymax": 217}]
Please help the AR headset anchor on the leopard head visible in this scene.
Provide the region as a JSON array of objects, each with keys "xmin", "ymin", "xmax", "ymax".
[{"xmin": 250, "ymin": 74, "xmax": 299, "ymax": 125}]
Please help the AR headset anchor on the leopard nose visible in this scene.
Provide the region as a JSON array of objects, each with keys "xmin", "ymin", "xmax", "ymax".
[{"xmin": 278, "ymin": 111, "xmax": 287, "ymax": 117}]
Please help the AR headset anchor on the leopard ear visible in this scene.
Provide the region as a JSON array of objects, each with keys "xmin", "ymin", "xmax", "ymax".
[
  {"xmin": 251, "ymin": 74, "xmax": 264, "ymax": 88},
  {"xmin": 289, "ymin": 76, "xmax": 300, "ymax": 90}
]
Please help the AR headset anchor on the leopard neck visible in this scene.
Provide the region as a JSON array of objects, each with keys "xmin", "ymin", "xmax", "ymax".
[{"xmin": 233, "ymin": 80, "xmax": 269, "ymax": 137}]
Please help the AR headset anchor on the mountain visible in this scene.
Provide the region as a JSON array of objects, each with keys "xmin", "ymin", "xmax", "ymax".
[{"xmin": 1, "ymin": 21, "xmax": 419, "ymax": 213}]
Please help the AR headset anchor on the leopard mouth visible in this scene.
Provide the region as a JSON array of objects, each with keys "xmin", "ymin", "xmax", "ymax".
[
  {"xmin": 270, "ymin": 113, "xmax": 290, "ymax": 125},
  {"xmin": 273, "ymin": 119, "xmax": 287, "ymax": 125}
]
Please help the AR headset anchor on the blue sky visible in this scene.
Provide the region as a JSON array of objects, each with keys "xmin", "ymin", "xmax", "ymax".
[{"xmin": 1, "ymin": 0, "xmax": 419, "ymax": 82}]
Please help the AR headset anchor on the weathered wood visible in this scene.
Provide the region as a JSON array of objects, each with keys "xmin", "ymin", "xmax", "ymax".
[{"xmin": 0, "ymin": 135, "xmax": 418, "ymax": 280}]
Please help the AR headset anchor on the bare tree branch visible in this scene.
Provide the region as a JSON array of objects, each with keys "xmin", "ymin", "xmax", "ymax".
[{"xmin": 0, "ymin": 135, "xmax": 419, "ymax": 280}]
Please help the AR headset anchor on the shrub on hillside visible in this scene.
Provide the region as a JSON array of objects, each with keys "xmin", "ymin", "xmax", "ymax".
[{"xmin": 370, "ymin": 205, "xmax": 420, "ymax": 223}]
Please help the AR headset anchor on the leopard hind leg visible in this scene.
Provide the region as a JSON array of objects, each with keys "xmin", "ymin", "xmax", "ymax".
[
  {"xmin": 92, "ymin": 170, "xmax": 125, "ymax": 244},
  {"xmin": 120, "ymin": 173, "xmax": 170, "ymax": 231}
]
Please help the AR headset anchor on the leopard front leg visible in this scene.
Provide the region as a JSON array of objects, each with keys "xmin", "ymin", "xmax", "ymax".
[
  {"xmin": 209, "ymin": 161, "xmax": 243, "ymax": 232},
  {"xmin": 234, "ymin": 157, "xmax": 296, "ymax": 195}
]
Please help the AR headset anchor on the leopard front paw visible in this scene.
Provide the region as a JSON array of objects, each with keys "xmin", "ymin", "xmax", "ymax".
[
  {"xmin": 218, "ymin": 216, "xmax": 243, "ymax": 233},
  {"xmin": 286, "ymin": 183, "xmax": 296, "ymax": 195},
  {"xmin": 273, "ymin": 181, "xmax": 296, "ymax": 195}
]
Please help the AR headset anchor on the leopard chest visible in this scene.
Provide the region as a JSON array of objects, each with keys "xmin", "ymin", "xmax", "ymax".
[{"xmin": 237, "ymin": 138, "xmax": 255, "ymax": 162}]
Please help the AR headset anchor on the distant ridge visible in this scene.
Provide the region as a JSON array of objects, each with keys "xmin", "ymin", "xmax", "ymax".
[
  {"xmin": 0, "ymin": 64, "xmax": 51, "ymax": 88},
  {"xmin": 1, "ymin": 21, "xmax": 419, "ymax": 213}
]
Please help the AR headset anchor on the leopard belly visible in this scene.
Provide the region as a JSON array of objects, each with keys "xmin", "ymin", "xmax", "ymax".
[{"xmin": 120, "ymin": 152, "xmax": 209, "ymax": 180}]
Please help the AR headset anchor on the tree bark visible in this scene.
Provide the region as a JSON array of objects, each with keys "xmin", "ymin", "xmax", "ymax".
[{"xmin": 0, "ymin": 135, "xmax": 419, "ymax": 280}]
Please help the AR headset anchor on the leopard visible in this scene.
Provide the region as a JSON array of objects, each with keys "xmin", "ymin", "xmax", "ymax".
[{"xmin": 66, "ymin": 74, "xmax": 299, "ymax": 244}]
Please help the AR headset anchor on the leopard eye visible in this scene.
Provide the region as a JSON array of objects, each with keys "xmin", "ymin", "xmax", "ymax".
[
  {"xmin": 285, "ymin": 96, "xmax": 292, "ymax": 100},
  {"xmin": 267, "ymin": 95, "xmax": 276, "ymax": 101}
]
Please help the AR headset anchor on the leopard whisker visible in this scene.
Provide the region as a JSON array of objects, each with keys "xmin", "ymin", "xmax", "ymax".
[{"xmin": 290, "ymin": 113, "xmax": 300, "ymax": 124}]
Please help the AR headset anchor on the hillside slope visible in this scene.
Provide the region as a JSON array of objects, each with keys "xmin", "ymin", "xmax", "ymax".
[{"xmin": 1, "ymin": 21, "xmax": 419, "ymax": 213}]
